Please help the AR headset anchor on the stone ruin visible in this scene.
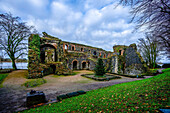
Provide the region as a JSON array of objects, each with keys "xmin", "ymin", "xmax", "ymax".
[{"xmin": 28, "ymin": 32, "xmax": 145, "ymax": 78}]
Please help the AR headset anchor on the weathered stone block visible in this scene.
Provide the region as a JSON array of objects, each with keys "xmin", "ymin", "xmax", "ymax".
[{"xmin": 26, "ymin": 90, "xmax": 47, "ymax": 107}]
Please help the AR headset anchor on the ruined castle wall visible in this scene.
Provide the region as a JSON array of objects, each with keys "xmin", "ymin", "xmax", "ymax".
[
  {"xmin": 63, "ymin": 42, "xmax": 110, "ymax": 59},
  {"xmin": 29, "ymin": 33, "xmax": 146, "ymax": 77},
  {"xmin": 125, "ymin": 47, "xmax": 142, "ymax": 67},
  {"xmin": 124, "ymin": 46, "xmax": 144, "ymax": 75}
]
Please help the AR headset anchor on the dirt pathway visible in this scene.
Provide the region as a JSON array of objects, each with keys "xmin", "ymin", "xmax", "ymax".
[{"xmin": 0, "ymin": 70, "xmax": 153, "ymax": 113}]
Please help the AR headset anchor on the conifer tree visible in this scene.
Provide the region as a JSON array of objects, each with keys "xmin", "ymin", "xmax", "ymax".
[{"xmin": 94, "ymin": 58, "xmax": 105, "ymax": 76}]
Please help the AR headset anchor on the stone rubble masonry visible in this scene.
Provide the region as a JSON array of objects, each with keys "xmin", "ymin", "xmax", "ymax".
[{"xmin": 28, "ymin": 32, "xmax": 144, "ymax": 77}]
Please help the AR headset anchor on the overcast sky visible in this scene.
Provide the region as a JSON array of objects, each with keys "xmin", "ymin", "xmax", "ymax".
[{"xmin": 0, "ymin": 0, "xmax": 169, "ymax": 63}]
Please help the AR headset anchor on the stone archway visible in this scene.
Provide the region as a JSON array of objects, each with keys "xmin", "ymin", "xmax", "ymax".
[
  {"xmin": 40, "ymin": 44, "xmax": 57, "ymax": 63},
  {"xmin": 82, "ymin": 62, "xmax": 86, "ymax": 69},
  {"xmin": 73, "ymin": 60, "xmax": 78, "ymax": 70},
  {"xmin": 50, "ymin": 64, "xmax": 56, "ymax": 74}
]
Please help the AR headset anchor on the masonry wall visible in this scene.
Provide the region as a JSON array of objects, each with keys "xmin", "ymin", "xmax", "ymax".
[
  {"xmin": 28, "ymin": 33, "xmax": 145, "ymax": 78},
  {"xmin": 125, "ymin": 47, "xmax": 142, "ymax": 67}
]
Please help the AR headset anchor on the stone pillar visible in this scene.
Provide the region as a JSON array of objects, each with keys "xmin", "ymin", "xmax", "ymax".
[
  {"xmin": 115, "ymin": 56, "xmax": 118, "ymax": 73},
  {"xmin": 77, "ymin": 61, "xmax": 80, "ymax": 70},
  {"xmin": 86, "ymin": 62, "xmax": 88, "ymax": 69}
]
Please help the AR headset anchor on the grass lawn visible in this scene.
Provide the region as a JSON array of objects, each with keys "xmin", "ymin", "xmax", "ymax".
[
  {"xmin": 52, "ymin": 71, "xmax": 80, "ymax": 77},
  {"xmin": 23, "ymin": 78, "xmax": 46, "ymax": 88},
  {"xmin": 22, "ymin": 68, "xmax": 170, "ymax": 112},
  {"xmin": 0, "ymin": 73, "xmax": 8, "ymax": 88},
  {"xmin": 81, "ymin": 74, "xmax": 121, "ymax": 81}
]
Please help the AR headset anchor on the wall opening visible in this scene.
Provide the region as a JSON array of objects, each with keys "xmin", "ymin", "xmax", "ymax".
[
  {"xmin": 73, "ymin": 61, "xmax": 77, "ymax": 70},
  {"xmin": 40, "ymin": 51, "xmax": 45, "ymax": 63},
  {"xmin": 82, "ymin": 62, "xmax": 86, "ymax": 69},
  {"xmin": 93, "ymin": 51, "xmax": 96, "ymax": 55},
  {"xmin": 50, "ymin": 64, "xmax": 56, "ymax": 74},
  {"xmin": 81, "ymin": 48, "xmax": 83, "ymax": 51},
  {"xmin": 72, "ymin": 46, "xmax": 75, "ymax": 51},
  {"xmin": 119, "ymin": 50, "xmax": 122, "ymax": 55},
  {"xmin": 87, "ymin": 61, "xmax": 90, "ymax": 69},
  {"xmin": 65, "ymin": 44, "xmax": 68, "ymax": 50},
  {"xmin": 40, "ymin": 44, "xmax": 56, "ymax": 63}
]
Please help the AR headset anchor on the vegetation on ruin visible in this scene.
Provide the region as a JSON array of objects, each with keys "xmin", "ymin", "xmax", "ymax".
[
  {"xmin": 87, "ymin": 58, "xmax": 97, "ymax": 62},
  {"xmin": 28, "ymin": 34, "xmax": 44, "ymax": 78},
  {"xmin": 42, "ymin": 32, "xmax": 61, "ymax": 41},
  {"xmin": 67, "ymin": 52, "xmax": 86, "ymax": 57},
  {"xmin": 129, "ymin": 43, "xmax": 137, "ymax": 50},
  {"xmin": 22, "ymin": 68, "xmax": 169, "ymax": 112},
  {"xmin": 94, "ymin": 58, "xmax": 105, "ymax": 76},
  {"xmin": 113, "ymin": 45, "xmax": 127, "ymax": 52},
  {"xmin": 118, "ymin": 55, "xmax": 126, "ymax": 74},
  {"xmin": 23, "ymin": 78, "xmax": 46, "ymax": 88}
]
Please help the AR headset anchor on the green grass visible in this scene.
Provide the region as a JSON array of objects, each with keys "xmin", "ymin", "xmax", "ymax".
[
  {"xmin": 162, "ymin": 68, "xmax": 170, "ymax": 73},
  {"xmin": 53, "ymin": 72, "xmax": 80, "ymax": 77},
  {"xmin": 0, "ymin": 73, "xmax": 8, "ymax": 87},
  {"xmin": 23, "ymin": 78, "xmax": 46, "ymax": 88},
  {"xmin": 22, "ymin": 69, "xmax": 169, "ymax": 112}
]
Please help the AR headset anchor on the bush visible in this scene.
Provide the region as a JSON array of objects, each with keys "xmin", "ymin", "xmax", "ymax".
[
  {"xmin": 94, "ymin": 58, "xmax": 105, "ymax": 76},
  {"xmin": 57, "ymin": 95, "xmax": 68, "ymax": 101},
  {"xmin": 57, "ymin": 91, "xmax": 86, "ymax": 101},
  {"xmin": 23, "ymin": 78, "xmax": 46, "ymax": 88},
  {"xmin": 142, "ymin": 68, "xmax": 159, "ymax": 76},
  {"xmin": 0, "ymin": 73, "xmax": 8, "ymax": 84},
  {"xmin": 66, "ymin": 92, "xmax": 79, "ymax": 97},
  {"xmin": 150, "ymin": 69, "xmax": 158, "ymax": 73}
]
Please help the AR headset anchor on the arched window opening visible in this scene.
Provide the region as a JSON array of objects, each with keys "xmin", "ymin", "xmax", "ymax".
[
  {"xmin": 104, "ymin": 54, "xmax": 106, "ymax": 58},
  {"xmin": 65, "ymin": 45, "xmax": 68, "ymax": 50},
  {"xmin": 119, "ymin": 50, "xmax": 122, "ymax": 55},
  {"xmin": 82, "ymin": 62, "xmax": 86, "ymax": 69},
  {"xmin": 72, "ymin": 46, "xmax": 75, "ymax": 51},
  {"xmin": 93, "ymin": 51, "xmax": 96, "ymax": 55},
  {"xmin": 81, "ymin": 48, "xmax": 83, "ymax": 51}
]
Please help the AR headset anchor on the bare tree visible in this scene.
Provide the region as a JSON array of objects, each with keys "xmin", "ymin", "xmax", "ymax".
[
  {"xmin": 119, "ymin": 0, "xmax": 170, "ymax": 58},
  {"xmin": 0, "ymin": 13, "xmax": 34, "ymax": 70},
  {"xmin": 138, "ymin": 34, "xmax": 159, "ymax": 69}
]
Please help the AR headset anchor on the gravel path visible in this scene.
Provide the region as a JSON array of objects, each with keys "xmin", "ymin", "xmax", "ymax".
[{"xmin": 0, "ymin": 70, "xmax": 153, "ymax": 113}]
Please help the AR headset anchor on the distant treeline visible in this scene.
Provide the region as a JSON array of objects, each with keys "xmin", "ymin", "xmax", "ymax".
[
  {"xmin": 155, "ymin": 63, "xmax": 170, "ymax": 68},
  {"xmin": 0, "ymin": 57, "xmax": 27, "ymax": 62}
]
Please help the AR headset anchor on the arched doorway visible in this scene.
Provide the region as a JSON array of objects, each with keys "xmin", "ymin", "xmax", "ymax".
[
  {"xmin": 73, "ymin": 61, "xmax": 78, "ymax": 70},
  {"xmin": 82, "ymin": 62, "xmax": 86, "ymax": 69},
  {"xmin": 50, "ymin": 64, "xmax": 56, "ymax": 73}
]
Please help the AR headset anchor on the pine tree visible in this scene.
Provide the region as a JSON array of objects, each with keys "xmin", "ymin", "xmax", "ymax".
[{"xmin": 94, "ymin": 58, "xmax": 105, "ymax": 76}]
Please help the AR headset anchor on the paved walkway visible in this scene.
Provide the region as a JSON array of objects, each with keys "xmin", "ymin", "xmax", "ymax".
[{"xmin": 0, "ymin": 70, "xmax": 153, "ymax": 113}]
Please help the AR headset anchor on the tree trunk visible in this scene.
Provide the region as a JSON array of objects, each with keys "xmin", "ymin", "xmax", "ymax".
[{"xmin": 11, "ymin": 58, "xmax": 17, "ymax": 70}]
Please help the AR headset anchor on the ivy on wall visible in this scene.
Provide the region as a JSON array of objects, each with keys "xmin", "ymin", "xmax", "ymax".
[
  {"xmin": 28, "ymin": 34, "xmax": 43, "ymax": 78},
  {"xmin": 118, "ymin": 55, "xmax": 126, "ymax": 74}
]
